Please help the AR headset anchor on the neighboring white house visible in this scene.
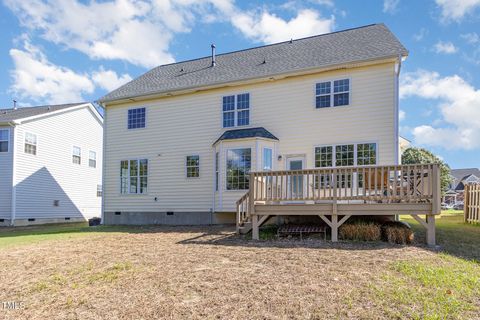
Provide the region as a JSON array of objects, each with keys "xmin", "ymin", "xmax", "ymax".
[
  {"xmin": 0, "ymin": 103, "xmax": 103, "ymax": 226},
  {"xmin": 98, "ymin": 23, "xmax": 408, "ymax": 225}
]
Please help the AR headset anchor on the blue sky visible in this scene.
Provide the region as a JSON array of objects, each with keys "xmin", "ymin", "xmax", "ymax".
[{"xmin": 1, "ymin": 0, "xmax": 479, "ymax": 169}]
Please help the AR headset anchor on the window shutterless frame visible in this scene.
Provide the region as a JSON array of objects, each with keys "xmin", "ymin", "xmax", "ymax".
[
  {"xmin": 119, "ymin": 158, "xmax": 148, "ymax": 195},
  {"xmin": 313, "ymin": 141, "xmax": 379, "ymax": 168},
  {"xmin": 24, "ymin": 132, "xmax": 38, "ymax": 156},
  {"xmin": 221, "ymin": 92, "xmax": 251, "ymax": 128},
  {"xmin": 224, "ymin": 147, "xmax": 252, "ymax": 191},
  {"xmin": 127, "ymin": 107, "xmax": 147, "ymax": 130},
  {"xmin": 72, "ymin": 146, "xmax": 81, "ymax": 165},
  {"xmin": 313, "ymin": 77, "xmax": 352, "ymax": 109},
  {"xmin": 185, "ymin": 155, "xmax": 200, "ymax": 178},
  {"xmin": 0, "ymin": 128, "xmax": 10, "ymax": 153}
]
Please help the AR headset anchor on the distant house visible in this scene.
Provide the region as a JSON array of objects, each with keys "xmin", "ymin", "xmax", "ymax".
[
  {"xmin": 443, "ymin": 168, "xmax": 480, "ymax": 204},
  {"xmin": 0, "ymin": 103, "xmax": 103, "ymax": 226}
]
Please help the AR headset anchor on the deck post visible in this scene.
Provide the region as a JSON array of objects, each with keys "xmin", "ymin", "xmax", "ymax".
[
  {"xmin": 250, "ymin": 173, "xmax": 259, "ymax": 240},
  {"xmin": 251, "ymin": 214, "xmax": 259, "ymax": 240},
  {"xmin": 331, "ymin": 214, "xmax": 338, "ymax": 242},
  {"xmin": 426, "ymin": 214, "xmax": 436, "ymax": 246}
]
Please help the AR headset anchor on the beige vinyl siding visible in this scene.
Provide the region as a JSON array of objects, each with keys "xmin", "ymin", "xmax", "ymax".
[
  {"xmin": 104, "ymin": 62, "xmax": 396, "ymax": 213},
  {"xmin": 14, "ymin": 107, "xmax": 103, "ymax": 220},
  {"xmin": 0, "ymin": 126, "xmax": 13, "ymax": 219}
]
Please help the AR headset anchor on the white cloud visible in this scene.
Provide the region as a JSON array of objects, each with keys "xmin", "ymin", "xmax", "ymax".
[
  {"xmin": 400, "ymin": 70, "xmax": 480, "ymax": 150},
  {"xmin": 435, "ymin": 0, "xmax": 480, "ymax": 22},
  {"xmin": 433, "ymin": 41, "xmax": 457, "ymax": 54},
  {"xmin": 91, "ymin": 68, "xmax": 132, "ymax": 92},
  {"xmin": 9, "ymin": 39, "xmax": 94, "ymax": 104},
  {"xmin": 231, "ymin": 9, "xmax": 334, "ymax": 44},
  {"xmin": 461, "ymin": 32, "xmax": 480, "ymax": 44},
  {"xmin": 399, "ymin": 109, "xmax": 406, "ymax": 121},
  {"xmin": 413, "ymin": 28, "xmax": 428, "ymax": 41},
  {"xmin": 383, "ymin": 0, "xmax": 400, "ymax": 13}
]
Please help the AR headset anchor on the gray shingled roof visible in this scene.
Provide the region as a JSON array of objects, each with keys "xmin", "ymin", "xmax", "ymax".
[
  {"xmin": 450, "ymin": 168, "xmax": 480, "ymax": 191},
  {"xmin": 0, "ymin": 103, "xmax": 85, "ymax": 123},
  {"xmin": 99, "ymin": 23, "xmax": 408, "ymax": 103},
  {"xmin": 213, "ymin": 127, "xmax": 278, "ymax": 145}
]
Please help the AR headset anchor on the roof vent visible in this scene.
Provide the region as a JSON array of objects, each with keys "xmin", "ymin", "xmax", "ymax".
[
  {"xmin": 13, "ymin": 99, "xmax": 17, "ymax": 110},
  {"xmin": 180, "ymin": 67, "xmax": 184, "ymax": 72},
  {"xmin": 211, "ymin": 44, "xmax": 216, "ymax": 67},
  {"xmin": 289, "ymin": 38, "xmax": 293, "ymax": 44}
]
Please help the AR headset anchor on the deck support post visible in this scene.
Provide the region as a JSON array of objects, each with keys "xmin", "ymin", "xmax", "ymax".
[
  {"xmin": 331, "ymin": 214, "xmax": 338, "ymax": 242},
  {"xmin": 252, "ymin": 214, "xmax": 259, "ymax": 240},
  {"xmin": 426, "ymin": 214, "xmax": 436, "ymax": 246}
]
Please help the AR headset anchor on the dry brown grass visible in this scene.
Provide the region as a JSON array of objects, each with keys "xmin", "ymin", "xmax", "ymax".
[
  {"xmin": 0, "ymin": 225, "xmax": 478, "ymax": 319},
  {"xmin": 339, "ymin": 223, "xmax": 381, "ymax": 241}
]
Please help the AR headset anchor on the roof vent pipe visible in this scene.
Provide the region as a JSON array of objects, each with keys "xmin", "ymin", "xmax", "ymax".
[
  {"xmin": 13, "ymin": 100, "xmax": 17, "ymax": 110},
  {"xmin": 211, "ymin": 44, "xmax": 216, "ymax": 67}
]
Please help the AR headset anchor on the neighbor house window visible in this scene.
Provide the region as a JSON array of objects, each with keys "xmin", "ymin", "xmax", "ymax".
[
  {"xmin": 315, "ymin": 79, "xmax": 350, "ymax": 108},
  {"xmin": 24, "ymin": 132, "xmax": 37, "ymax": 155},
  {"xmin": 336, "ymin": 144, "xmax": 354, "ymax": 166},
  {"xmin": 215, "ymin": 152, "xmax": 219, "ymax": 191},
  {"xmin": 263, "ymin": 148, "xmax": 272, "ymax": 171},
  {"xmin": 97, "ymin": 184, "xmax": 102, "ymax": 197},
  {"xmin": 72, "ymin": 146, "xmax": 81, "ymax": 164},
  {"xmin": 357, "ymin": 143, "xmax": 377, "ymax": 165},
  {"xmin": 186, "ymin": 155, "xmax": 200, "ymax": 178},
  {"xmin": 89, "ymin": 151, "xmax": 97, "ymax": 168},
  {"xmin": 226, "ymin": 148, "xmax": 251, "ymax": 190},
  {"xmin": 222, "ymin": 93, "xmax": 250, "ymax": 127},
  {"xmin": 120, "ymin": 159, "xmax": 148, "ymax": 194},
  {"xmin": 0, "ymin": 129, "xmax": 9, "ymax": 153},
  {"xmin": 127, "ymin": 107, "xmax": 146, "ymax": 129}
]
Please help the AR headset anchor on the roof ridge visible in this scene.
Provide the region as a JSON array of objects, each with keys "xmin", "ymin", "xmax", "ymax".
[{"xmin": 0, "ymin": 102, "xmax": 86, "ymax": 112}]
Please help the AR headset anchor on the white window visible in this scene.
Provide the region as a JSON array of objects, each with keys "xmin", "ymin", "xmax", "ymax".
[
  {"xmin": 222, "ymin": 93, "xmax": 250, "ymax": 127},
  {"xmin": 315, "ymin": 143, "xmax": 377, "ymax": 167},
  {"xmin": 97, "ymin": 184, "xmax": 102, "ymax": 197},
  {"xmin": 0, "ymin": 129, "xmax": 9, "ymax": 153},
  {"xmin": 186, "ymin": 155, "xmax": 200, "ymax": 178},
  {"xmin": 128, "ymin": 107, "xmax": 146, "ymax": 129},
  {"xmin": 263, "ymin": 148, "xmax": 272, "ymax": 171},
  {"xmin": 315, "ymin": 79, "xmax": 350, "ymax": 108},
  {"xmin": 24, "ymin": 132, "xmax": 37, "ymax": 155},
  {"xmin": 72, "ymin": 146, "xmax": 81, "ymax": 164},
  {"xmin": 120, "ymin": 159, "xmax": 148, "ymax": 194},
  {"xmin": 89, "ymin": 151, "xmax": 97, "ymax": 168},
  {"xmin": 226, "ymin": 148, "xmax": 251, "ymax": 190}
]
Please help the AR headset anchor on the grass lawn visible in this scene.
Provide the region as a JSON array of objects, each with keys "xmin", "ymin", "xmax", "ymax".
[{"xmin": 0, "ymin": 214, "xmax": 479, "ymax": 320}]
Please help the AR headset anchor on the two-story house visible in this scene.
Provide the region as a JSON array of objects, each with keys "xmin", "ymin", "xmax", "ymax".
[
  {"xmin": 0, "ymin": 103, "xmax": 103, "ymax": 226},
  {"xmin": 99, "ymin": 23, "xmax": 415, "ymax": 227}
]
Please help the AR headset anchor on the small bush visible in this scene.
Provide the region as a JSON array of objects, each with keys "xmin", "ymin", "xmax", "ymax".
[
  {"xmin": 381, "ymin": 221, "xmax": 414, "ymax": 245},
  {"xmin": 339, "ymin": 223, "xmax": 381, "ymax": 241}
]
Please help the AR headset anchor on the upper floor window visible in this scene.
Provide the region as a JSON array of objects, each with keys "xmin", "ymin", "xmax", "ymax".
[
  {"xmin": 315, "ymin": 79, "xmax": 350, "ymax": 108},
  {"xmin": 0, "ymin": 129, "xmax": 9, "ymax": 153},
  {"xmin": 128, "ymin": 107, "xmax": 146, "ymax": 129},
  {"xmin": 186, "ymin": 155, "xmax": 200, "ymax": 178},
  {"xmin": 24, "ymin": 132, "xmax": 37, "ymax": 155},
  {"xmin": 223, "ymin": 93, "xmax": 250, "ymax": 127},
  {"xmin": 72, "ymin": 146, "xmax": 81, "ymax": 165},
  {"xmin": 226, "ymin": 148, "xmax": 251, "ymax": 190},
  {"xmin": 120, "ymin": 159, "xmax": 148, "ymax": 194},
  {"xmin": 89, "ymin": 151, "xmax": 97, "ymax": 168}
]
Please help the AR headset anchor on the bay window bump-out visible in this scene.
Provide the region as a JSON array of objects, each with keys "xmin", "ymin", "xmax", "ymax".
[
  {"xmin": 263, "ymin": 147, "xmax": 272, "ymax": 171},
  {"xmin": 226, "ymin": 148, "xmax": 251, "ymax": 190},
  {"xmin": 120, "ymin": 159, "xmax": 148, "ymax": 194}
]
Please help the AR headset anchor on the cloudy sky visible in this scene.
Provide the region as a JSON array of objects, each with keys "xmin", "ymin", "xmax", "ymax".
[{"xmin": 0, "ymin": 0, "xmax": 479, "ymax": 168}]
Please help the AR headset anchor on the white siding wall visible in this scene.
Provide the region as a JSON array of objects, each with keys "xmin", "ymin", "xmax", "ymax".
[
  {"xmin": 13, "ymin": 107, "xmax": 103, "ymax": 220},
  {"xmin": 105, "ymin": 62, "xmax": 396, "ymax": 213},
  {"xmin": 0, "ymin": 126, "xmax": 13, "ymax": 219}
]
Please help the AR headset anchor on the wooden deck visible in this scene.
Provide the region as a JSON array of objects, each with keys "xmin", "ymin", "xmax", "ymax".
[{"xmin": 237, "ymin": 164, "xmax": 441, "ymax": 245}]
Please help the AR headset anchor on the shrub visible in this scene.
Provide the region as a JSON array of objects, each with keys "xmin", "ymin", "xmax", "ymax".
[
  {"xmin": 381, "ymin": 221, "xmax": 414, "ymax": 245},
  {"xmin": 339, "ymin": 223, "xmax": 381, "ymax": 241}
]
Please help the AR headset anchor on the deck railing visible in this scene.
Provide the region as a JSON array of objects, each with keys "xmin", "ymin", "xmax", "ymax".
[{"xmin": 250, "ymin": 164, "xmax": 439, "ymax": 204}]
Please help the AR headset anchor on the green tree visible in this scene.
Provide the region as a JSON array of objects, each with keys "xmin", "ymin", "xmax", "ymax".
[{"xmin": 401, "ymin": 147, "xmax": 452, "ymax": 194}]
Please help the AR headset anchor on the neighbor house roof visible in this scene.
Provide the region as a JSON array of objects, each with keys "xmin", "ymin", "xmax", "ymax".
[
  {"xmin": 99, "ymin": 23, "xmax": 408, "ymax": 104},
  {"xmin": 449, "ymin": 168, "xmax": 480, "ymax": 191},
  {"xmin": 213, "ymin": 127, "xmax": 278, "ymax": 145},
  {"xmin": 0, "ymin": 103, "xmax": 103, "ymax": 124}
]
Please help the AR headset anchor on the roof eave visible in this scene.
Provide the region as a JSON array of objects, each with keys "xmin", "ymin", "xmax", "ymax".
[{"xmin": 99, "ymin": 54, "xmax": 406, "ymax": 106}]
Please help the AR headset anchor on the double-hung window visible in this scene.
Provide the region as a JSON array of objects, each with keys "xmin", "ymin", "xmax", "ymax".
[
  {"xmin": 128, "ymin": 107, "xmax": 146, "ymax": 129},
  {"xmin": 72, "ymin": 146, "xmax": 81, "ymax": 164},
  {"xmin": 89, "ymin": 151, "xmax": 97, "ymax": 168},
  {"xmin": 222, "ymin": 93, "xmax": 250, "ymax": 127},
  {"xmin": 24, "ymin": 132, "xmax": 37, "ymax": 155},
  {"xmin": 226, "ymin": 148, "xmax": 251, "ymax": 190},
  {"xmin": 315, "ymin": 79, "xmax": 350, "ymax": 108},
  {"xmin": 120, "ymin": 159, "xmax": 148, "ymax": 194},
  {"xmin": 0, "ymin": 129, "xmax": 9, "ymax": 153},
  {"xmin": 263, "ymin": 148, "xmax": 272, "ymax": 171},
  {"xmin": 186, "ymin": 155, "xmax": 200, "ymax": 178}
]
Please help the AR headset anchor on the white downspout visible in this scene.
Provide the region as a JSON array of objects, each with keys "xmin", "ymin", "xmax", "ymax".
[
  {"xmin": 100, "ymin": 103, "xmax": 107, "ymax": 224},
  {"xmin": 9, "ymin": 123, "xmax": 17, "ymax": 226},
  {"xmin": 394, "ymin": 54, "xmax": 402, "ymax": 165}
]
